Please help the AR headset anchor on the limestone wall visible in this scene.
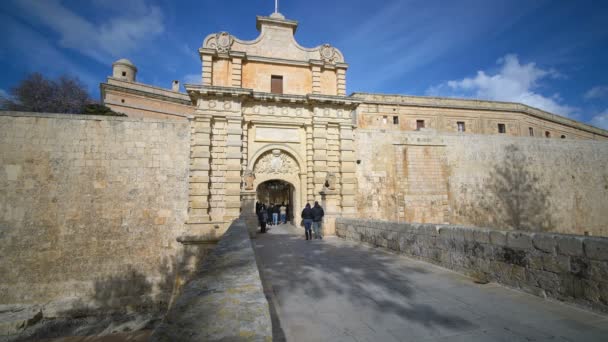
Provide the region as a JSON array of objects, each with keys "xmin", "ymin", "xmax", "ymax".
[
  {"xmin": 355, "ymin": 129, "xmax": 608, "ymax": 236},
  {"xmin": 0, "ymin": 112, "xmax": 190, "ymax": 315},
  {"xmin": 336, "ymin": 218, "xmax": 608, "ymax": 313}
]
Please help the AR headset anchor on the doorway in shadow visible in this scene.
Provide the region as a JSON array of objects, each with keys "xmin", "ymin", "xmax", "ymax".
[{"xmin": 257, "ymin": 179, "xmax": 295, "ymax": 223}]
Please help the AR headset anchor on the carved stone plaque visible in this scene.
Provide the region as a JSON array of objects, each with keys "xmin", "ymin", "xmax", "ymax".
[{"xmin": 255, "ymin": 127, "xmax": 300, "ymax": 143}]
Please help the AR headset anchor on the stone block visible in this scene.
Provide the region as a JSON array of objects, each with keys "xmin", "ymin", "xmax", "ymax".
[
  {"xmin": 507, "ymin": 231, "xmax": 533, "ymax": 250},
  {"xmin": 557, "ymin": 236, "xmax": 584, "ymax": 256},
  {"xmin": 584, "ymin": 238, "xmax": 608, "ymax": 261},
  {"xmin": 489, "ymin": 230, "xmax": 507, "ymax": 246},
  {"xmin": 532, "ymin": 234, "xmax": 557, "ymax": 253},
  {"xmin": 473, "ymin": 229, "xmax": 490, "ymax": 244},
  {"xmin": 542, "ymin": 254, "xmax": 570, "ymax": 274}
]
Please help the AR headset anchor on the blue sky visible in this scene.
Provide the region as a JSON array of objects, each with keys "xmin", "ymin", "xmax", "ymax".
[{"xmin": 1, "ymin": 0, "xmax": 608, "ymax": 128}]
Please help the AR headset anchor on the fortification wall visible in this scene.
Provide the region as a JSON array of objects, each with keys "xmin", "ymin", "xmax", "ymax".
[
  {"xmin": 355, "ymin": 129, "xmax": 608, "ymax": 236},
  {"xmin": 336, "ymin": 218, "xmax": 608, "ymax": 313},
  {"xmin": 0, "ymin": 112, "xmax": 190, "ymax": 316}
]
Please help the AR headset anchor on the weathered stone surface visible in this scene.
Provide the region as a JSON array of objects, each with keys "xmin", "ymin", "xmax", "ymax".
[
  {"xmin": 150, "ymin": 220, "xmax": 271, "ymax": 342},
  {"xmin": 336, "ymin": 218, "xmax": 608, "ymax": 313},
  {"xmin": 0, "ymin": 305, "xmax": 42, "ymax": 336},
  {"xmin": 557, "ymin": 236, "xmax": 584, "ymax": 256},
  {"xmin": 584, "ymin": 238, "xmax": 608, "ymax": 261}
]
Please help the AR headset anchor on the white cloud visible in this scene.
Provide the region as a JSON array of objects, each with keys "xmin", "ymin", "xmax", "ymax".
[
  {"xmin": 14, "ymin": 0, "xmax": 164, "ymax": 63},
  {"xmin": 584, "ymin": 86, "xmax": 608, "ymax": 100},
  {"xmin": 0, "ymin": 89, "xmax": 8, "ymax": 98},
  {"xmin": 590, "ymin": 109, "xmax": 608, "ymax": 130},
  {"xmin": 427, "ymin": 54, "xmax": 576, "ymax": 117}
]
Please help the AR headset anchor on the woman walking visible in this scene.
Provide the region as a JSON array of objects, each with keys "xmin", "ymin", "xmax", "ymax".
[{"xmin": 301, "ymin": 203, "xmax": 314, "ymax": 240}]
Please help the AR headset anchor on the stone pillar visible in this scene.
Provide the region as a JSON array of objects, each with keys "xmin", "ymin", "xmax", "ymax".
[
  {"xmin": 209, "ymin": 117, "xmax": 227, "ymax": 222},
  {"xmin": 320, "ymin": 190, "xmax": 340, "ymax": 236},
  {"xmin": 240, "ymin": 190, "xmax": 258, "ymax": 238}
]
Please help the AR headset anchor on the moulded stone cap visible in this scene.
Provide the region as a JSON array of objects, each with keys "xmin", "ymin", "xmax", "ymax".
[{"xmin": 112, "ymin": 58, "xmax": 137, "ymax": 71}]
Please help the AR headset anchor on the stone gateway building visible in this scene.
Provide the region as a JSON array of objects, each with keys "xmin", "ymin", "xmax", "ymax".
[
  {"xmin": 2, "ymin": 11, "xmax": 608, "ymax": 336},
  {"xmin": 101, "ymin": 12, "xmax": 608, "ymax": 237}
]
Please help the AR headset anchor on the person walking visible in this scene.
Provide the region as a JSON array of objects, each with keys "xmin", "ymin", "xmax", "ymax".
[
  {"xmin": 267, "ymin": 204, "xmax": 274, "ymax": 226},
  {"xmin": 301, "ymin": 203, "xmax": 313, "ymax": 240},
  {"xmin": 258, "ymin": 204, "xmax": 268, "ymax": 233},
  {"xmin": 280, "ymin": 202, "xmax": 287, "ymax": 224},
  {"xmin": 272, "ymin": 203, "xmax": 280, "ymax": 226},
  {"xmin": 311, "ymin": 201, "xmax": 325, "ymax": 239}
]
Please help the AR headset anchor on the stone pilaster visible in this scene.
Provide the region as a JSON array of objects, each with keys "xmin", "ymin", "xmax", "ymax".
[
  {"xmin": 327, "ymin": 124, "xmax": 341, "ymax": 208},
  {"xmin": 320, "ymin": 190, "xmax": 340, "ymax": 236},
  {"xmin": 224, "ymin": 116, "xmax": 243, "ymax": 220},
  {"xmin": 209, "ymin": 117, "xmax": 227, "ymax": 221},
  {"xmin": 305, "ymin": 125, "xmax": 315, "ymax": 203},
  {"xmin": 337, "ymin": 67, "xmax": 347, "ymax": 96},
  {"xmin": 311, "ymin": 62, "xmax": 322, "ymax": 94},
  {"xmin": 202, "ymin": 54, "xmax": 213, "ymax": 86},
  {"xmin": 189, "ymin": 115, "xmax": 212, "ymax": 221},
  {"xmin": 240, "ymin": 190, "xmax": 258, "ymax": 238},
  {"xmin": 231, "ymin": 56, "xmax": 243, "ymax": 87},
  {"xmin": 339, "ymin": 123, "xmax": 356, "ymax": 216},
  {"xmin": 312, "ymin": 122, "xmax": 328, "ymax": 200}
]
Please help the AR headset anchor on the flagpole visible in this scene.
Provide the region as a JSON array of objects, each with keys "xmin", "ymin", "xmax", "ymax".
[{"xmin": 275, "ymin": 0, "xmax": 278, "ymax": 13}]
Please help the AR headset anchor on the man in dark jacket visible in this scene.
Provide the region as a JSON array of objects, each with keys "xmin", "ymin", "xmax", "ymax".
[{"xmin": 311, "ymin": 201, "xmax": 324, "ymax": 239}]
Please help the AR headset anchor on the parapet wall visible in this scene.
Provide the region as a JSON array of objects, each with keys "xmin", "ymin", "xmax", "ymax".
[
  {"xmin": 0, "ymin": 112, "xmax": 190, "ymax": 315},
  {"xmin": 150, "ymin": 219, "xmax": 272, "ymax": 341},
  {"xmin": 336, "ymin": 218, "xmax": 608, "ymax": 313}
]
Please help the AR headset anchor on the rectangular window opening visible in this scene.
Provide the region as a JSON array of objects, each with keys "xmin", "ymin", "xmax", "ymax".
[
  {"xmin": 457, "ymin": 121, "xmax": 465, "ymax": 132},
  {"xmin": 393, "ymin": 116, "xmax": 399, "ymax": 124},
  {"xmin": 529, "ymin": 127, "xmax": 534, "ymax": 136},
  {"xmin": 498, "ymin": 123, "xmax": 506, "ymax": 134},
  {"xmin": 416, "ymin": 120, "xmax": 425, "ymax": 130},
  {"xmin": 271, "ymin": 75, "xmax": 283, "ymax": 94},
  {"xmin": 545, "ymin": 131, "xmax": 551, "ymax": 138}
]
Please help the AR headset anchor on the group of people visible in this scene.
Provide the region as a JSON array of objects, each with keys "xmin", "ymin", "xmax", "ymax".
[
  {"xmin": 256, "ymin": 202, "xmax": 289, "ymax": 233},
  {"xmin": 255, "ymin": 200, "xmax": 325, "ymax": 240}
]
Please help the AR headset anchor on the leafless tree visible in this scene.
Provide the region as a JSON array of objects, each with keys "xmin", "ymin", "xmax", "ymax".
[{"xmin": 1, "ymin": 72, "xmax": 92, "ymax": 114}]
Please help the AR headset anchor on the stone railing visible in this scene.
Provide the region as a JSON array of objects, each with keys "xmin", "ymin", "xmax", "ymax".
[
  {"xmin": 336, "ymin": 218, "xmax": 608, "ymax": 313},
  {"xmin": 150, "ymin": 219, "xmax": 272, "ymax": 341}
]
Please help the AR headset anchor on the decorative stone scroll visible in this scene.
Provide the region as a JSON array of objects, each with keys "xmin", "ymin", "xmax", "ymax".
[
  {"xmin": 254, "ymin": 150, "xmax": 298, "ymax": 175},
  {"xmin": 208, "ymin": 32, "xmax": 233, "ymax": 53},
  {"xmin": 320, "ymin": 44, "xmax": 338, "ymax": 64}
]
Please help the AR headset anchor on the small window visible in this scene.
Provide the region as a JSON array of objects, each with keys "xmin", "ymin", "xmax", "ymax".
[
  {"xmin": 498, "ymin": 123, "xmax": 506, "ymax": 134},
  {"xmin": 561, "ymin": 135, "xmax": 566, "ymax": 139},
  {"xmin": 122, "ymin": 71, "xmax": 126, "ymax": 77},
  {"xmin": 271, "ymin": 75, "xmax": 283, "ymax": 94},
  {"xmin": 121, "ymin": 99, "xmax": 125, "ymax": 103},
  {"xmin": 545, "ymin": 131, "xmax": 551, "ymax": 138},
  {"xmin": 382, "ymin": 116, "xmax": 388, "ymax": 124},
  {"xmin": 393, "ymin": 116, "xmax": 399, "ymax": 124},
  {"xmin": 416, "ymin": 120, "xmax": 425, "ymax": 130},
  {"xmin": 457, "ymin": 121, "xmax": 465, "ymax": 132},
  {"xmin": 529, "ymin": 127, "xmax": 534, "ymax": 136}
]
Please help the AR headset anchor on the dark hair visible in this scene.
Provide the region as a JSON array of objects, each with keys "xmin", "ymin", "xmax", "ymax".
[
  {"xmin": 314, "ymin": 201, "xmax": 319, "ymax": 206},
  {"xmin": 305, "ymin": 203, "xmax": 311, "ymax": 208}
]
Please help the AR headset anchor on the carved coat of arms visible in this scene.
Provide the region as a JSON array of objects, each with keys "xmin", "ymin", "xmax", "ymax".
[{"xmin": 254, "ymin": 150, "xmax": 298, "ymax": 175}]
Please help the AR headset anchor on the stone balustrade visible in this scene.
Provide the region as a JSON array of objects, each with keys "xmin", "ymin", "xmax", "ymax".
[
  {"xmin": 336, "ymin": 218, "xmax": 608, "ymax": 313},
  {"xmin": 150, "ymin": 219, "xmax": 272, "ymax": 341}
]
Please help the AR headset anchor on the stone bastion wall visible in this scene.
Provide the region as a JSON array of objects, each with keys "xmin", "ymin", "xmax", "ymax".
[
  {"xmin": 336, "ymin": 218, "xmax": 608, "ymax": 313},
  {"xmin": 0, "ymin": 112, "xmax": 190, "ymax": 316},
  {"xmin": 355, "ymin": 129, "xmax": 608, "ymax": 236}
]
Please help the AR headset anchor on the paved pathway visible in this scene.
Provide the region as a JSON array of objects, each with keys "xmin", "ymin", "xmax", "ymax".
[{"xmin": 254, "ymin": 224, "xmax": 608, "ymax": 342}]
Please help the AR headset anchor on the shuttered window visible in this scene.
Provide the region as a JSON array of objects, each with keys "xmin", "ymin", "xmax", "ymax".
[{"xmin": 271, "ymin": 75, "xmax": 283, "ymax": 94}]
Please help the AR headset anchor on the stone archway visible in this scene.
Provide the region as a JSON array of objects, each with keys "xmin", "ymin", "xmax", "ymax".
[
  {"xmin": 252, "ymin": 149, "xmax": 303, "ymax": 225},
  {"xmin": 257, "ymin": 180, "xmax": 296, "ymax": 223}
]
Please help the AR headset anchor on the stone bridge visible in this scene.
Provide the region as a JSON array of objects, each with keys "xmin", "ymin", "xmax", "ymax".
[{"xmin": 152, "ymin": 220, "xmax": 608, "ymax": 341}]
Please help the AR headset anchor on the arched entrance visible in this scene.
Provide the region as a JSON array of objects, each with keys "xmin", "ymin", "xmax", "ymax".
[
  {"xmin": 256, "ymin": 180, "xmax": 295, "ymax": 223},
  {"xmin": 250, "ymin": 148, "xmax": 305, "ymax": 225}
]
